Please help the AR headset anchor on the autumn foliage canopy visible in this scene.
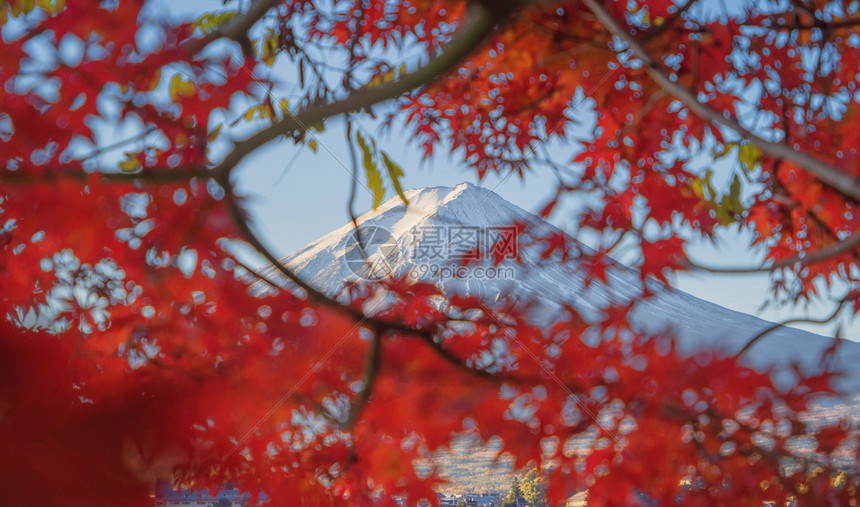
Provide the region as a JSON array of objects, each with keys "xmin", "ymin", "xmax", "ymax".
[{"xmin": 1, "ymin": 0, "xmax": 859, "ymax": 505}]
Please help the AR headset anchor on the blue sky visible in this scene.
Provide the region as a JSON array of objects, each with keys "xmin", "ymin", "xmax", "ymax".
[{"xmin": 146, "ymin": 0, "xmax": 855, "ymax": 340}]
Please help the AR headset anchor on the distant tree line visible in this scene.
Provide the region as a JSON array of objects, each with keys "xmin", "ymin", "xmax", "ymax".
[{"xmin": 503, "ymin": 469, "xmax": 547, "ymax": 507}]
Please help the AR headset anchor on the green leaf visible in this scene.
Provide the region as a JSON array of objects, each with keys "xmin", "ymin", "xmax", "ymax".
[
  {"xmin": 737, "ymin": 142, "xmax": 761, "ymax": 176},
  {"xmin": 712, "ymin": 142, "xmax": 737, "ymax": 160},
  {"xmin": 355, "ymin": 131, "xmax": 385, "ymax": 209},
  {"xmin": 192, "ymin": 11, "xmax": 237, "ymax": 34},
  {"xmin": 690, "ymin": 169, "xmax": 716, "ymax": 201},
  {"xmin": 713, "ymin": 142, "xmax": 760, "ymax": 181},
  {"xmin": 692, "ymin": 169, "xmax": 741, "ymax": 225},
  {"xmin": 702, "ymin": 169, "xmax": 716, "ymax": 199},
  {"xmin": 720, "ymin": 173, "xmax": 745, "ymax": 214},
  {"xmin": 381, "ymin": 151, "xmax": 409, "ymax": 205},
  {"xmin": 713, "ymin": 205, "xmax": 736, "ymax": 226}
]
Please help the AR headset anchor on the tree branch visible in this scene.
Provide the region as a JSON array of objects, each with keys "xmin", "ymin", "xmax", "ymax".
[
  {"xmin": 734, "ymin": 300, "xmax": 847, "ymax": 359},
  {"xmin": 748, "ymin": 17, "xmax": 860, "ymax": 32},
  {"xmin": 579, "ymin": 0, "xmax": 860, "ymax": 202},
  {"xmin": 232, "ymin": 255, "xmax": 282, "ymax": 291},
  {"xmin": 639, "ymin": 0, "xmax": 698, "ymax": 42},
  {"xmin": 185, "ymin": 0, "xmax": 283, "ymax": 54},
  {"xmin": 689, "ymin": 227, "xmax": 860, "ymax": 274},
  {"xmin": 210, "ymin": 3, "xmax": 496, "ymax": 181},
  {"xmin": 222, "ymin": 177, "xmax": 516, "ymax": 387},
  {"xmin": 345, "ymin": 119, "xmax": 371, "ymax": 265},
  {"xmin": 187, "ymin": 1, "xmax": 536, "ymax": 393},
  {"xmin": 0, "ymin": 167, "xmax": 211, "ymax": 184},
  {"xmin": 343, "ymin": 329, "xmax": 383, "ymax": 427}
]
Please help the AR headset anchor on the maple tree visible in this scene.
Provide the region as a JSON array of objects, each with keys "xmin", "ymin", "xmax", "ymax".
[{"xmin": 1, "ymin": 0, "xmax": 859, "ymax": 505}]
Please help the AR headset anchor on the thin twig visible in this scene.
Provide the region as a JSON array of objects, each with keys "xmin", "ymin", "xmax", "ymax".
[
  {"xmin": 579, "ymin": 0, "xmax": 860, "ymax": 202},
  {"xmin": 222, "ymin": 175, "xmax": 510, "ymax": 385},
  {"xmin": 187, "ymin": 0, "xmax": 284, "ymax": 54},
  {"xmin": 639, "ymin": 0, "xmax": 698, "ymax": 42},
  {"xmin": 734, "ymin": 300, "xmax": 847, "ymax": 359},
  {"xmin": 209, "ymin": 4, "xmax": 497, "ymax": 182},
  {"xmin": 689, "ymin": 228, "xmax": 860, "ymax": 274},
  {"xmin": 345, "ymin": 119, "xmax": 370, "ymax": 264},
  {"xmin": 75, "ymin": 127, "xmax": 157, "ymax": 163},
  {"xmin": 744, "ymin": 17, "xmax": 860, "ymax": 32},
  {"xmin": 0, "ymin": 167, "xmax": 211, "ymax": 184},
  {"xmin": 223, "ymin": 170, "xmax": 533, "ymax": 389},
  {"xmin": 343, "ymin": 329, "xmax": 383, "ymax": 427},
  {"xmin": 232, "ymin": 255, "xmax": 282, "ymax": 291}
]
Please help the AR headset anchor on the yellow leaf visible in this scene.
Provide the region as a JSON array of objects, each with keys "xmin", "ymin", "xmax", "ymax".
[
  {"xmin": 149, "ymin": 68, "xmax": 162, "ymax": 92},
  {"xmin": 355, "ymin": 131, "xmax": 385, "ymax": 209},
  {"xmin": 37, "ymin": 0, "xmax": 64, "ymax": 14},
  {"xmin": 259, "ymin": 30, "xmax": 279, "ymax": 66},
  {"xmin": 712, "ymin": 142, "xmax": 737, "ymax": 160},
  {"xmin": 119, "ymin": 153, "xmax": 141, "ymax": 172},
  {"xmin": 169, "ymin": 74, "xmax": 195, "ymax": 101},
  {"xmin": 207, "ymin": 124, "xmax": 222, "ymax": 143},
  {"xmin": 242, "ymin": 104, "xmax": 270, "ymax": 122},
  {"xmin": 192, "ymin": 11, "xmax": 237, "ymax": 34},
  {"xmin": 381, "ymin": 151, "xmax": 408, "ymax": 205},
  {"xmin": 169, "ymin": 74, "xmax": 182, "ymax": 101},
  {"xmin": 690, "ymin": 177, "xmax": 704, "ymax": 200},
  {"xmin": 307, "ymin": 139, "xmax": 318, "ymax": 153}
]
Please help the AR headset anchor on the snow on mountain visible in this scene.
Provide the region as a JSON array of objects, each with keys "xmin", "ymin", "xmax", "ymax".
[{"xmin": 252, "ymin": 182, "xmax": 860, "ymax": 396}]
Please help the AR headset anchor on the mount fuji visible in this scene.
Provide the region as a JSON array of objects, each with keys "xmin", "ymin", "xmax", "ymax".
[{"xmin": 252, "ymin": 182, "xmax": 860, "ymax": 396}]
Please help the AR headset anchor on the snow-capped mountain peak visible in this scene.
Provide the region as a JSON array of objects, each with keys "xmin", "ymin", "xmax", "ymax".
[{"xmin": 253, "ymin": 182, "xmax": 860, "ymax": 394}]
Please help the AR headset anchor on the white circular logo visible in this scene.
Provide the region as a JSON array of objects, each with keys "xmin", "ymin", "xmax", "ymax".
[{"xmin": 343, "ymin": 225, "xmax": 400, "ymax": 280}]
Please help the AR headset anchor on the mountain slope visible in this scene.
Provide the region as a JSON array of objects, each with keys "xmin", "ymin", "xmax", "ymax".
[{"xmin": 252, "ymin": 182, "xmax": 860, "ymax": 393}]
